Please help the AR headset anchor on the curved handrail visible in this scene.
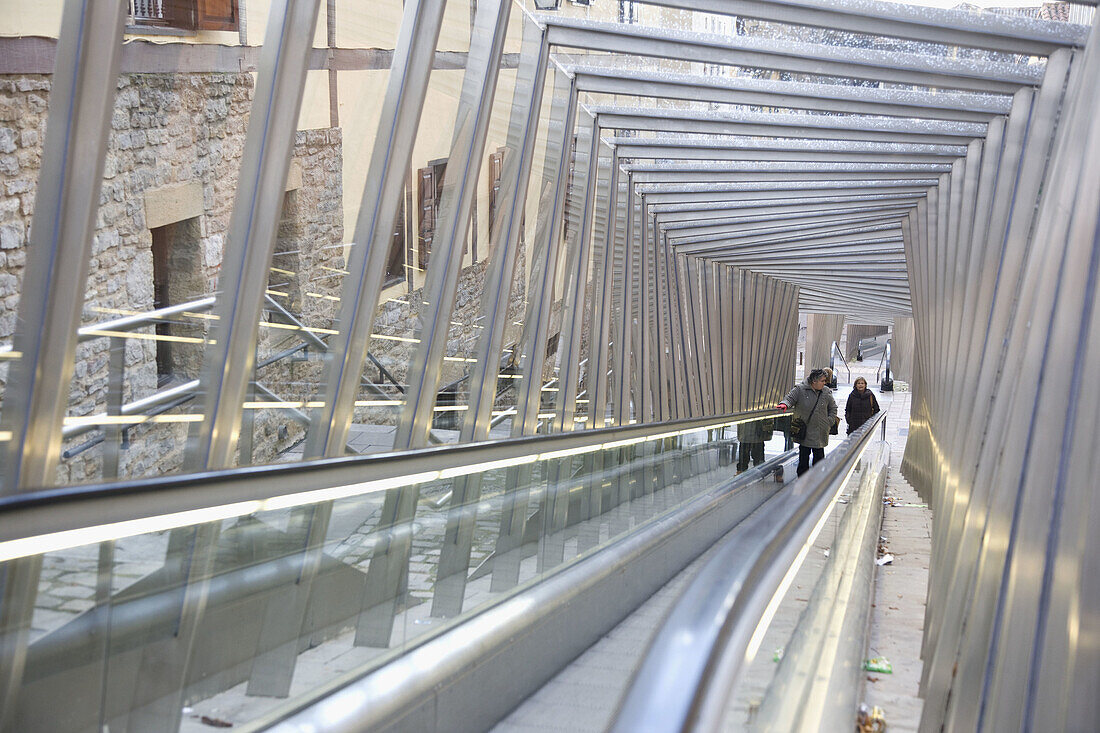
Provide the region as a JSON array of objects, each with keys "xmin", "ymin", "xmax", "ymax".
[
  {"xmin": 879, "ymin": 340, "xmax": 893, "ymax": 391},
  {"xmin": 260, "ymin": 452, "xmax": 797, "ymax": 733},
  {"xmin": 610, "ymin": 409, "xmax": 887, "ymax": 733},
  {"xmin": 829, "ymin": 339, "xmax": 851, "ymax": 385}
]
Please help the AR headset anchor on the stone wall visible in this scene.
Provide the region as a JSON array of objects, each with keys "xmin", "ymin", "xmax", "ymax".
[
  {"xmin": 0, "ymin": 76, "xmax": 46, "ymax": 392},
  {"xmin": 362, "ymin": 243, "xmax": 529, "ymax": 431},
  {"xmin": 0, "ymin": 72, "xmax": 345, "ymax": 483},
  {"xmin": 1, "ymin": 65, "xmax": 547, "ymax": 479}
]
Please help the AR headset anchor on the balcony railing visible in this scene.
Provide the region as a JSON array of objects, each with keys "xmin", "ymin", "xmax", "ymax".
[{"xmin": 129, "ymin": 0, "xmax": 169, "ymax": 25}]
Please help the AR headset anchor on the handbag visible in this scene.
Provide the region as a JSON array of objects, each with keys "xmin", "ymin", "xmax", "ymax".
[
  {"xmin": 789, "ymin": 391, "xmax": 821, "ymax": 442},
  {"xmin": 790, "ymin": 416, "xmax": 808, "ymax": 441},
  {"xmin": 829, "ymin": 416, "xmax": 839, "ymax": 435}
]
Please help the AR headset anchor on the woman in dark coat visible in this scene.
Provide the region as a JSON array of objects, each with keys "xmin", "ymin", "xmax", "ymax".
[{"xmin": 845, "ymin": 376, "xmax": 880, "ymax": 434}]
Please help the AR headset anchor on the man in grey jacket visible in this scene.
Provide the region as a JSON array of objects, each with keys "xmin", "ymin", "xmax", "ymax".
[{"xmin": 778, "ymin": 368, "xmax": 838, "ymax": 475}]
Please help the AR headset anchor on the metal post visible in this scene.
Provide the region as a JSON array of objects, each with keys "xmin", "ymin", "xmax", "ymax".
[
  {"xmin": 359, "ymin": 0, "xmax": 514, "ymax": 644},
  {"xmin": 0, "ymin": 3, "xmax": 126, "ymax": 728},
  {"xmin": 306, "ymin": 0, "xmax": 449, "ymax": 460},
  {"xmin": 552, "ymin": 112, "xmax": 601, "ymax": 434},
  {"xmin": 136, "ymin": 1, "xmax": 323, "ymax": 717},
  {"xmin": 393, "ymin": 0, "xmax": 513, "ymax": 450},
  {"xmin": 187, "ymin": 0, "xmax": 321, "ymax": 472},
  {"xmin": 102, "ymin": 337, "xmax": 125, "ymax": 478},
  {"xmin": 488, "ymin": 68, "xmax": 579, "ymax": 593},
  {"xmin": 431, "ymin": 16, "xmax": 550, "ymax": 619}
]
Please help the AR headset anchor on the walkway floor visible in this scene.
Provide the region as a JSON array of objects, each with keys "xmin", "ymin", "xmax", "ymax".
[
  {"xmin": 496, "ymin": 361, "xmax": 930, "ymax": 732},
  {"xmin": 861, "ymin": 388, "xmax": 929, "ymax": 732},
  {"xmin": 830, "ymin": 357, "xmax": 928, "ymax": 732}
]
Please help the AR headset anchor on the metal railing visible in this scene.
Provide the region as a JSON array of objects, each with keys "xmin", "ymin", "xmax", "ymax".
[
  {"xmin": 876, "ymin": 340, "xmax": 893, "ymax": 391},
  {"xmin": 829, "ymin": 339, "xmax": 850, "ymax": 385},
  {"xmin": 0, "ymin": 403, "xmax": 781, "ymax": 547},
  {"xmin": 2, "ymin": 293, "xmax": 531, "ymax": 465},
  {"xmin": 129, "ymin": 0, "xmax": 170, "ymax": 25},
  {"xmin": 610, "ymin": 409, "xmax": 887, "ymax": 733}
]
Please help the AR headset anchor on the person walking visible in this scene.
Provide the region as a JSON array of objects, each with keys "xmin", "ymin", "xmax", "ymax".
[
  {"xmin": 778, "ymin": 368, "xmax": 838, "ymax": 475},
  {"xmin": 845, "ymin": 376, "xmax": 880, "ymax": 434}
]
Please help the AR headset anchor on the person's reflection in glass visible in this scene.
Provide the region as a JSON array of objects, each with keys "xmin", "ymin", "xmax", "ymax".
[{"xmin": 736, "ymin": 417, "xmax": 772, "ymax": 473}]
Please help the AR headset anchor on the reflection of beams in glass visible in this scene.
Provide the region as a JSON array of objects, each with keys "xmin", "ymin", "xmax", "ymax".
[
  {"xmin": 5, "ymin": 412, "xmax": 772, "ymax": 560},
  {"xmin": 63, "ymin": 414, "xmax": 204, "ymax": 427},
  {"xmin": 372, "ymin": 333, "xmax": 420, "ymax": 343},
  {"xmin": 260, "ymin": 322, "xmax": 337, "ymax": 335},
  {"xmin": 81, "ymin": 329, "xmax": 210, "ymax": 345}
]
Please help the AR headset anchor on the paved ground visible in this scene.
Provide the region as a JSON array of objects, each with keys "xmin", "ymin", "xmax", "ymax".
[{"xmin": 862, "ymin": 388, "xmax": 929, "ymax": 732}]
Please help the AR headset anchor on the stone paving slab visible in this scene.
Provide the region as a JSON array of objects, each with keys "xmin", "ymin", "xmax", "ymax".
[{"xmin": 862, "ymin": 388, "xmax": 929, "ymax": 732}]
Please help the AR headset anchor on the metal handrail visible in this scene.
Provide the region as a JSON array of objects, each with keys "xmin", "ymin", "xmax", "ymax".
[
  {"xmin": 77, "ymin": 297, "xmax": 217, "ymax": 342},
  {"xmin": 367, "ymin": 352, "xmax": 405, "ymax": 393},
  {"xmin": 877, "ymin": 340, "xmax": 893, "ymax": 390},
  {"xmin": 0, "ymin": 407, "xmax": 782, "ymax": 547},
  {"xmin": 829, "ymin": 340, "xmax": 851, "ymax": 384},
  {"xmin": 610, "ymin": 409, "xmax": 887, "ymax": 733},
  {"xmin": 17, "ymin": 293, "xmax": 517, "ymax": 454}
]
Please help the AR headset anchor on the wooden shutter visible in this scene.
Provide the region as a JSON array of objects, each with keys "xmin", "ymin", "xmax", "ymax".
[
  {"xmin": 197, "ymin": 0, "xmax": 239, "ymax": 31},
  {"xmin": 162, "ymin": 0, "xmax": 196, "ymax": 29}
]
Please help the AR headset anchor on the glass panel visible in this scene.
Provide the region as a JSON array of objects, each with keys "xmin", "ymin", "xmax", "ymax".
[
  {"xmin": 55, "ymin": 1, "xmax": 257, "ymax": 485},
  {"xmin": 238, "ymin": 0, "xmax": 406, "ymax": 467},
  {"xmin": 424, "ymin": 10, "xmax": 551, "ymax": 444},
  {"xmin": 334, "ymin": 3, "xmax": 479, "ymax": 454},
  {"xmin": 4, "ymin": 413, "xmax": 788, "ymax": 729}
]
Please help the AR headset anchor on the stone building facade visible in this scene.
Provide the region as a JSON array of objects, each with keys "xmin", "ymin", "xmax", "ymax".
[
  {"xmin": 0, "ymin": 71, "xmax": 347, "ymax": 483},
  {"xmin": 0, "ymin": 66, "xmax": 542, "ymax": 479}
]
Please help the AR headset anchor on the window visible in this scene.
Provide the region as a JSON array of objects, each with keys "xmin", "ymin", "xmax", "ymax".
[
  {"xmin": 488, "ymin": 147, "xmax": 525, "ymax": 254},
  {"xmin": 417, "ymin": 159, "xmax": 479, "ymax": 271},
  {"xmin": 618, "ymin": 1, "xmax": 637, "ymax": 24},
  {"xmin": 562, "ymin": 134, "xmax": 579, "ymax": 245},
  {"xmin": 129, "ymin": 0, "xmax": 240, "ymax": 32}
]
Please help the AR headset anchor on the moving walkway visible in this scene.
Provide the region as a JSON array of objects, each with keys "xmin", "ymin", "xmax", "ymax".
[{"xmin": 0, "ymin": 409, "xmax": 889, "ymax": 733}]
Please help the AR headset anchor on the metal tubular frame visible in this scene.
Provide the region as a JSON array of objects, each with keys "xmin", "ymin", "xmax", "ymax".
[
  {"xmin": 0, "ymin": 3, "xmax": 126, "ymax": 728},
  {"xmin": 1, "ymin": 1, "xmax": 1097, "ymax": 730},
  {"xmin": 432, "ymin": 15, "xmax": 551, "ymax": 619},
  {"xmin": 393, "ymin": 0, "xmax": 513, "ymax": 451},
  {"xmin": 134, "ymin": 2, "xmax": 324, "ymax": 722},
  {"xmin": 305, "ymin": 0, "xmax": 449, "ymax": 460},
  {"xmin": 188, "ymin": 0, "xmax": 321, "ymax": 472}
]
